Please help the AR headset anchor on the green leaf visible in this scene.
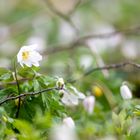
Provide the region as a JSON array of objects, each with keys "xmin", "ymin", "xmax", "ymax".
[{"xmin": 0, "ymin": 73, "xmax": 11, "ymax": 81}]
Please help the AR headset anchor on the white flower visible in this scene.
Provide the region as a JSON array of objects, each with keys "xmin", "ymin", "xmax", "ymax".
[
  {"xmin": 61, "ymin": 90, "xmax": 79, "ymax": 106},
  {"xmin": 70, "ymin": 86, "xmax": 85, "ymax": 99},
  {"xmin": 120, "ymin": 85, "xmax": 132, "ymax": 100},
  {"xmin": 17, "ymin": 44, "xmax": 42, "ymax": 67},
  {"xmin": 50, "ymin": 125, "xmax": 78, "ymax": 140},
  {"xmin": 83, "ymin": 96, "xmax": 95, "ymax": 114},
  {"xmin": 56, "ymin": 78, "xmax": 65, "ymax": 89},
  {"xmin": 61, "ymin": 86, "xmax": 85, "ymax": 106},
  {"xmin": 63, "ymin": 117, "xmax": 75, "ymax": 129}
]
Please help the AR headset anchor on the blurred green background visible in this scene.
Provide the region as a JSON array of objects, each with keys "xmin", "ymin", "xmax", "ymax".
[{"xmin": 0, "ymin": 1, "xmax": 140, "ymax": 139}]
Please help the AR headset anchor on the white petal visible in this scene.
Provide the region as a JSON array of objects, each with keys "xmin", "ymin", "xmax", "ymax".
[
  {"xmin": 21, "ymin": 44, "xmax": 37, "ymax": 51},
  {"xmin": 20, "ymin": 46, "xmax": 31, "ymax": 51},
  {"xmin": 17, "ymin": 49, "xmax": 23, "ymax": 62},
  {"xmin": 83, "ymin": 96, "xmax": 95, "ymax": 114},
  {"xmin": 20, "ymin": 62, "xmax": 24, "ymax": 67},
  {"xmin": 23, "ymin": 61, "xmax": 32, "ymax": 67},
  {"xmin": 63, "ymin": 117, "xmax": 75, "ymax": 129},
  {"xmin": 68, "ymin": 94, "xmax": 79, "ymax": 105},
  {"xmin": 76, "ymin": 92, "xmax": 85, "ymax": 99},
  {"xmin": 33, "ymin": 62, "xmax": 40, "ymax": 67},
  {"xmin": 17, "ymin": 44, "xmax": 42, "ymax": 67},
  {"xmin": 61, "ymin": 92, "xmax": 78, "ymax": 106},
  {"xmin": 70, "ymin": 86, "xmax": 85, "ymax": 99},
  {"xmin": 29, "ymin": 51, "xmax": 42, "ymax": 62}
]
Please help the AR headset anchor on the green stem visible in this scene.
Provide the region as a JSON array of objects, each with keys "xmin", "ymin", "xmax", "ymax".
[{"xmin": 13, "ymin": 60, "xmax": 21, "ymax": 118}]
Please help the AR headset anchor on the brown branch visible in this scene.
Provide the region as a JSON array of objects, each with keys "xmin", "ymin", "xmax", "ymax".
[
  {"xmin": 46, "ymin": 25, "xmax": 140, "ymax": 55},
  {"xmin": 45, "ymin": 40, "xmax": 80, "ymax": 55},
  {"xmin": 78, "ymin": 26, "xmax": 140, "ymax": 41},
  {"xmin": 0, "ymin": 87, "xmax": 58, "ymax": 106}
]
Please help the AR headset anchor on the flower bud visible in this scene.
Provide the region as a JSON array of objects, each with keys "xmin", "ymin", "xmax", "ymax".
[
  {"xmin": 83, "ymin": 96, "xmax": 95, "ymax": 114},
  {"xmin": 120, "ymin": 85, "xmax": 132, "ymax": 100},
  {"xmin": 15, "ymin": 98, "xmax": 23, "ymax": 106},
  {"xmin": 63, "ymin": 117, "xmax": 75, "ymax": 129},
  {"xmin": 56, "ymin": 78, "xmax": 64, "ymax": 89},
  {"xmin": 92, "ymin": 86, "xmax": 103, "ymax": 97}
]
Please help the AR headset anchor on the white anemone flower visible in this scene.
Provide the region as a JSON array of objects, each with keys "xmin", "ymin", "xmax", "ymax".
[
  {"xmin": 50, "ymin": 125, "xmax": 78, "ymax": 140},
  {"xmin": 83, "ymin": 96, "xmax": 95, "ymax": 114},
  {"xmin": 61, "ymin": 86, "xmax": 85, "ymax": 106},
  {"xmin": 120, "ymin": 84, "xmax": 132, "ymax": 100},
  {"xmin": 17, "ymin": 44, "xmax": 42, "ymax": 67},
  {"xmin": 63, "ymin": 117, "xmax": 75, "ymax": 129},
  {"xmin": 50, "ymin": 117, "xmax": 77, "ymax": 140}
]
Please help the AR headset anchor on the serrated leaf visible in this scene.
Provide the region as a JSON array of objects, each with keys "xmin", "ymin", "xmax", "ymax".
[
  {"xmin": 0, "ymin": 73, "xmax": 12, "ymax": 81},
  {"xmin": 0, "ymin": 68, "xmax": 10, "ymax": 76}
]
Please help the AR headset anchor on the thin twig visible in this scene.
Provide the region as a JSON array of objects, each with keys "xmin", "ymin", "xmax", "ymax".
[
  {"xmin": 68, "ymin": 61, "xmax": 140, "ymax": 83},
  {"xmin": 84, "ymin": 61, "xmax": 140, "ymax": 76},
  {"xmin": 69, "ymin": 0, "xmax": 82, "ymax": 15},
  {"xmin": 0, "ymin": 87, "xmax": 58, "ymax": 106},
  {"xmin": 78, "ymin": 26, "xmax": 140, "ymax": 41},
  {"xmin": 43, "ymin": 0, "xmax": 79, "ymax": 33}
]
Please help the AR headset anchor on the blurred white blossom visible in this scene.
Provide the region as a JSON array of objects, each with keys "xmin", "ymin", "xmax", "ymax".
[
  {"xmin": 120, "ymin": 84, "xmax": 132, "ymax": 100},
  {"xmin": 60, "ymin": 86, "xmax": 85, "ymax": 106},
  {"xmin": 17, "ymin": 44, "xmax": 42, "ymax": 67},
  {"xmin": 27, "ymin": 36, "xmax": 46, "ymax": 52},
  {"xmin": 121, "ymin": 40, "xmax": 138, "ymax": 59},
  {"xmin": 80, "ymin": 55, "xmax": 93, "ymax": 69},
  {"xmin": 87, "ymin": 24, "xmax": 122, "ymax": 53},
  {"xmin": 0, "ymin": 25, "xmax": 9, "ymax": 41},
  {"xmin": 59, "ymin": 22, "xmax": 76, "ymax": 42},
  {"xmin": 50, "ymin": 124, "xmax": 78, "ymax": 140},
  {"xmin": 63, "ymin": 117, "xmax": 75, "ymax": 129},
  {"xmin": 87, "ymin": 41, "xmax": 109, "ymax": 78},
  {"xmin": 83, "ymin": 96, "xmax": 95, "ymax": 114},
  {"xmin": 50, "ymin": 116, "xmax": 77, "ymax": 140}
]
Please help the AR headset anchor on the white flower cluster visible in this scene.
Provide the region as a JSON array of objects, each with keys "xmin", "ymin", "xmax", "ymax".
[{"xmin": 56, "ymin": 78, "xmax": 96, "ymax": 115}]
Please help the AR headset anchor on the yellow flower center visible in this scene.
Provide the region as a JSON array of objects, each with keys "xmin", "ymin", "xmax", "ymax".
[{"xmin": 22, "ymin": 51, "xmax": 29, "ymax": 60}]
